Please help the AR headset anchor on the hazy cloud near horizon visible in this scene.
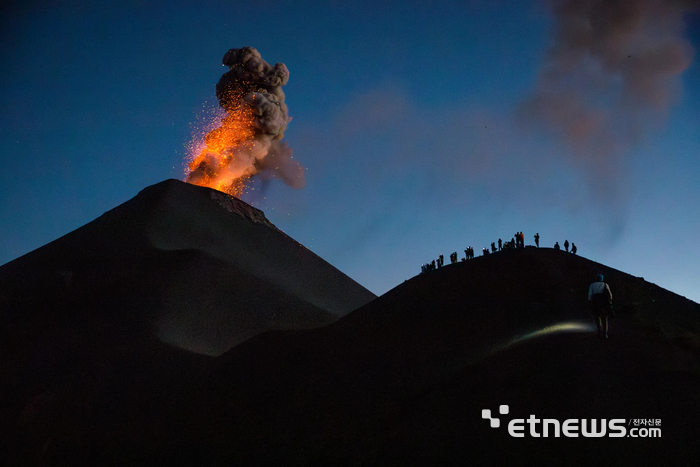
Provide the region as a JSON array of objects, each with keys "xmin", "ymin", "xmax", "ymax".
[
  {"xmin": 298, "ymin": 0, "xmax": 700, "ymax": 248},
  {"xmin": 290, "ymin": 84, "xmax": 622, "ymax": 254}
]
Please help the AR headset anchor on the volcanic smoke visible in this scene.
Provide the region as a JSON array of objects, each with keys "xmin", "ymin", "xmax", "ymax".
[
  {"xmin": 520, "ymin": 0, "xmax": 699, "ymax": 201},
  {"xmin": 185, "ymin": 47, "xmax": 305, "ymax": 197}
]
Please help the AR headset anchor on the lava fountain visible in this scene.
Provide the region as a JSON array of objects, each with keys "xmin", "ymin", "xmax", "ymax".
[{"xmin": 185, "ymin": 47, "xmax": 305, "ymax": 197}]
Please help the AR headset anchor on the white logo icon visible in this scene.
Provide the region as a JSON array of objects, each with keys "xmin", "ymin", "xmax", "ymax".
[{"xmin": 482, "ymin": 404, "xmax": 509, "ymax": 428}]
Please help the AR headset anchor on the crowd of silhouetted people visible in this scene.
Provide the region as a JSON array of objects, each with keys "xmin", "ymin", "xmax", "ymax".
[
  {"xmin": 553, "ymin": 239, "xmax": 577, "ymax": 254},
  {"xmin": 420, "ymin": 231, "xmax": 579, "ymax": 273}
]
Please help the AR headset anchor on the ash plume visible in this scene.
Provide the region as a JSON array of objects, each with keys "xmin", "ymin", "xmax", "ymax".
[
  {"xmin": 520, "ymin": 0, "xmax": 698, "ymax": 203},
  {"xmin": 186, "ymin": 47, "xmax": 305, "ymax": 197}
]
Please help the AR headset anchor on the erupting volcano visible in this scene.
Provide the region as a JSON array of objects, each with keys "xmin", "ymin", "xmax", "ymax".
[{"xmin": 185, "ymin": 47, "xmax": 305, "ymax": 197}]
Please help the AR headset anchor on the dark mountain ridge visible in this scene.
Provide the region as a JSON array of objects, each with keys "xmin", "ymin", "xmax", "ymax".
[
  {"xmin": 1, "ymin": 188, "xmax": 699, "ymax": 465},
  {"xmin": 194, "ymin": 246, "xmax": 700, "ymax": 465},
  {"xmin": 0, "ymin": 179, "xmax": 376, "ymax": 356}
]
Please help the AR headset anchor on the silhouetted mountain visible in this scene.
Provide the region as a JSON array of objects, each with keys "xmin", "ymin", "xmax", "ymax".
[
  {"xmin": 0, "ymin": 179, "xmax": 376, "ymax": 356},
  {"xmin": 192, "ymin": 247, "xmax": 700, "ymax": 465},
  {"xmin": 1, "ymin": 207, "xmax": 699, "ymax": 465}
]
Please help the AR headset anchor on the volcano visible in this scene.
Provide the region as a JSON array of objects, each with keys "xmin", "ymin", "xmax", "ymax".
[
  {"xmin": 1, "ymin": 193, "xmax": 699, "ymax": 465},
  {"xmin": 0, "ymin": 179, "xmax": 376, "ymax": 356}
]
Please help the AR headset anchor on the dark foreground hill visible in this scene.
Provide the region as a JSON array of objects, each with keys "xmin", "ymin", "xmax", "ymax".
[
  {"xmin": 0, "ymin": 179, "xmax": 375, "ymax": 356},
  {"xmin": 192, "ymin": 247, "xmax": 700, "ymax": 466},
  {"xmin": 2, "ymin": 230, "xmax": 700, "ymax": 465}
]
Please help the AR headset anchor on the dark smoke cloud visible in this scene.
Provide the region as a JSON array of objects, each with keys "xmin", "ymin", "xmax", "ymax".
[
  {"xmin": 187, "ymin": 47, "xmax": 305, "ymax": 194},
  {"xmin": 217, "ymin": 47, "xmax": 290, "ymax": 137},
  {"xmin": 520, "ymin": 0, "xmax": 698, "ymax": 203}
]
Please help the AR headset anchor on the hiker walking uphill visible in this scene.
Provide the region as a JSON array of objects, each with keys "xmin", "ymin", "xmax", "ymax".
[{"xmin": 589, "ymin": 274, "xmax": 613, "ymax": 339}]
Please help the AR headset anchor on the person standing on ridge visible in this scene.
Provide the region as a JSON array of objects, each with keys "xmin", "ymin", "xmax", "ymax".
[
  {"xmin": 498, "ymin": 238, "xmax": 502, "ymax": 251},
  {"xmin": 534, "ymin": 233, "xmax": 540, "ymax": 247},
  {"xmin": 589, "ymin": 274, "xmax": 613, "ymax": 338},
  {"xmin": 571, "ymin": 243, "xmax": 577, "ymax": 255},
  {"xmin": 519, "ymin": 232, "xmax": 525, "ymax": 248},
  {"xmin": 564, "ymin": 240, "xmax": 569, "ymax": 252},
  {"xmin": 554, "ymin": 241, "xmax": 560, "ymax": 250}
]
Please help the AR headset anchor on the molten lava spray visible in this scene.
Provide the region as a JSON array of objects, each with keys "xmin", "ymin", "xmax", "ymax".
[{"xmin": 186, "ymin": 47, "xmax": 305, "ymax": 197}]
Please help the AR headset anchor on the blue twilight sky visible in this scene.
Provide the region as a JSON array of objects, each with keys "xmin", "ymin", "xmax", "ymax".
[{"xmin": 1, "ymin": 1, "xmax": 699, "ymax": 303}]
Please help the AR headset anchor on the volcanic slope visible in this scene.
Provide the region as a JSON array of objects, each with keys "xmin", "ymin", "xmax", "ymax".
[
  {"xmin": 0, "ymin": 179, "xmax": 376, "ymax": 356},
  {"xmin": 3, "ymin": 243, "xmax": 700, "ymax": 465},
  {"xmin": 193, "ymin": 247, "xmax": 700, "ymax": 466}
]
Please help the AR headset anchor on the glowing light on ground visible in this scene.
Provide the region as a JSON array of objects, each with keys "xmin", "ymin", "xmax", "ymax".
[
  {"xmin": 507, "ymin": 321, "xmax": 596, "ymax": 347},
  {"xmin": 451, "ymin": 321, "xmax": 597, "ymax": 372}
]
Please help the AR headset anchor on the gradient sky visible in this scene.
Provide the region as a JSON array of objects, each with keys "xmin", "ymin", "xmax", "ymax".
[{"xmin": 2, "ymin": 0, "xmax": 699, "ymax": 303}]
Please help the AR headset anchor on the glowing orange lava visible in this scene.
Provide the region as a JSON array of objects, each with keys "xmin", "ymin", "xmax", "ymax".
[{"xmin": 185, "ymin": 88, "xmax": 258, "ymax": 197}]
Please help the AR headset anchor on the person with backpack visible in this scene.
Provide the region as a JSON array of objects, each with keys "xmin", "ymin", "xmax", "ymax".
[{"xmin": 588, "ymin": 274, "xmax": 613, "ymax": 339}]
